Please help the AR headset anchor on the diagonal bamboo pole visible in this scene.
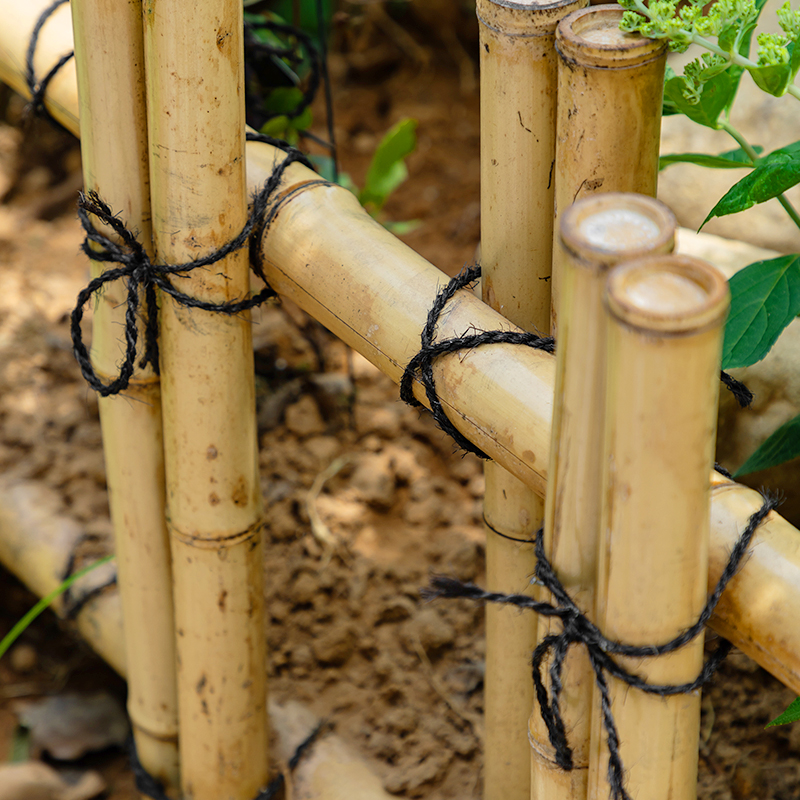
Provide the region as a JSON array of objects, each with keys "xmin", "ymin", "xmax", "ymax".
[
  {"xmin": 551, "ymin": 4, "xmax": 666, "ymax": 333},
  {"xmin": 531, "ymin": 194, "xmax": 676, "ymax": 800},
  {"xmin": 0, "ymin": 0, "xmax": 799, "ymax": 705},
  {"xmin": 141, "ymin": 2, "xmax": 267, "ymax": 798},
  {"xmin": 588, "ymin": 256, "xmax": 728, "ymax": 799},
  {"xmin": 477, "ymin": 1, "xmax": 583, "ymax": 798},
  {"xmin": 70, "ymin": 0, "xmax": 179, "ymax": 793}
]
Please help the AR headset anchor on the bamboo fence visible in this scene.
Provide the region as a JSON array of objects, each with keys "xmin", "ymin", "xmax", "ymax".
[
  {"xmin": 1, "ymin": 3, "xmax": 800, "ymax": 799},
  {"xmin": 477, "ymin": 1, "xmax": 583, "ymax": 797},
  {"xmin": 588, "ymin": 255, "xmax": 729, "ymax": 799},
  {"xmin": 70, "ymin": 0, "xmax": 179, "ymax": 793}
]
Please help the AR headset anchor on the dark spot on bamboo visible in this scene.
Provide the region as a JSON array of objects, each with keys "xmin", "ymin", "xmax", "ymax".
[
  {"xmin": 218, "ymin": 589, "xmax": 228, "ymax": 611},
  {"xmin": 209, "ymin": 492, "xmax": 220, "ymax": 506},
  {"xmin": 201, "ymin": 699, "xmax": 209, "ymax": 715},
  {"xmin": 484, "ymin": 43, "xmax": 489, "ymax": 53},
  {"xmin": 196, "ymin": 674, "xmax": 207, "ymax": 693},
  {"xmin": 207, "ymin": 445, "xmax": 218, "ymax": 460},
  {"xmin": 231, "ymin": 477, "xmax": 248, "ymax": 506}
]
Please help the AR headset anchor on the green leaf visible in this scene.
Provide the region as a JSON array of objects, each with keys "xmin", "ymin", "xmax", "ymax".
[
  {"xmin": 722, "ymin": 254, "xmax": 800, "ymax": 368},
  {"xmin": 382, "ymin": 219, "xmax": 421, "ymax": 235},
  {"xmin": 659, "ymin": 146, "xmax": 759, "ymax": 170},
  {"xmin": 750, "ymin": 61, "xmax": 794, "ymax": 96},
  {"xmin": 735, "ymin": 413, "xmax": 800, "ymax": 476},
  {"xmin": 360, "ymin": 118, "xmax": 418, "ymax": 211},
  {"xmin": 701, "ymin": 151, "xmax": 800, "ymax": 226},
  {"xmin": 767, "ymin": 696, "xmax": 800, "ymax": 727},
  {"xmin": 663, "ymin": 69, "xmax": 737, "ymax": 129}
]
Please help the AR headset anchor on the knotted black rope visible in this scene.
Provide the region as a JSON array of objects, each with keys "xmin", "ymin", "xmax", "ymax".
[
  {"xmin": 24, "ymin": 0, "xmax": 74, "ymax": 127},
  {"xmin": 423, "ymin": 493, "xmax": 778, "ymax": 800},
  {"xmin": 400, "ymin": 266, "xmax": 555, "ymax": 460},
  {"xmin": 61, "ymin": 535, "xmax": 117, "ymax": 621},
  {"xmin": 400, "ymin": 266, "xmax": 752, "ymax": 462},
  {"xmin": 129, "ymin": 719, "xmax": 329, "ymax": 800},
  {"xmin": 71, "ymin": 134, "xmax": 315, "ymax": 396}
]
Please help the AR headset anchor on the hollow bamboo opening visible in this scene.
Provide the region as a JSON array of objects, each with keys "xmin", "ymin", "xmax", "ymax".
[
  {"xmin": 587, "ymin": 256, "xmax": 729, "ymax": 799},
  {"xmin": 531, "ymin": 194, "xmax": 675, "ymax": 800},
  {"xmin": 70, "ymin": 0, "xmax": 179, "ymax": 792},
  {"xmin": 141, "ymin": 1, "xmax": 268, "ymax": 797},
  {"xmin": 477, "ymin": 1, "xmax": 584, "ymax": 797},
  {"xmin": 551, "ymin": 4, "xmax": 666, "ymax": 332}
]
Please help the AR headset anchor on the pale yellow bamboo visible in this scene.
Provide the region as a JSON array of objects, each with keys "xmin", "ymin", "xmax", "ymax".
[
  {"xmin": 478, "ymin": 2, "xmax": 583, "ymax": 797},
  {"xmin": 587, "ymin": 256, "xmax": 728, "ymax": 799},
  {"xmin": 551, "ymin": 5, "xmax": 666, "ymax": 332},
  {"xmin": 141, "ymin": 2, "xmax": 267, "ymax": 798},
  {"xmin": 1, "ymin": 0, "xmax": 800, "ymax": 702},
  {"xmin": 530, "ymin": 194, "xmax": 675, "ymax": 800},
  {"xmin": 70, "ymin": 1, "xmax": 179, "ymax": 793}
]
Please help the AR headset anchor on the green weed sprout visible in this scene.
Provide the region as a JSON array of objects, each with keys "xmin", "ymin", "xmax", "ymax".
[{"xmin": 619, "ymin": 0, "xmax": 800, "ymax": 99}]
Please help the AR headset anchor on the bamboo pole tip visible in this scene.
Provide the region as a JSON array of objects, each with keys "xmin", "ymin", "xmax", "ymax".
[
  {"xmin": 560, "ymin": 192, "xmax": 675, "ymax": 268},
  {"xmin": 556, "ymin": 4, "xmax": 666, "ymax": 67},
  {"xmin": 606, "ymin": 254, "xmax": 729, "ymax": 334},
  {"xmin": 477, "ymin": 0, "xmax": 587, "ymax": 36}
]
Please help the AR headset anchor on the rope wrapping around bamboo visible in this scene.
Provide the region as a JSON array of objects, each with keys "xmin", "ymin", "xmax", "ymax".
[
  {"xmin": 128, "ymin": 722, "xmax": 329, "ymax": 800},
  {"xmin": 399, "ymin": 268, "xmax": 751, "ymax": 462},
  {"xmin": 423, "ymin": 493, "xmax": 778, "ymax": 800},
  {"xmin": 70, "ymin": 134, "xmax": 314, "ymax": 396},
  {"xmin": 59, "ymin": 535, "xmax": 117, "ymax": 621}
]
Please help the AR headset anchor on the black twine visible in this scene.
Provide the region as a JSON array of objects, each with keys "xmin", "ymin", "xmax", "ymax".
[
  {"xmin": 129, "ymin": 719, "xmax": 329, "ymax": 800},
  {"xmin": 400, "ymin": 266, "xmax": 555, "ymax": 460},
  {"xmin": 71, "ymin": 134, "xmax": 315, "ymax": 396},
  {"xmin": 25, "ymin": 0, "xmax": 74, "ymax": 128},
  {"xmin": 422, "ymin": 493, "xmax": 779, "ymax": 800},
  {"xmin": 60, "ymin": 535, "xmax": 117, "ymax": 621},
  {"xmin": 400, "ymin": 266, "xmax": 754, "ymax": 460}
]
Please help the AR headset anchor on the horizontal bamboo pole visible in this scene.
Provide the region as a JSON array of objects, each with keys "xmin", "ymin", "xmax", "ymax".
[
  {"xmin": 0, "ymin": 480, "xmax": 394, "ymax": 800},
  {"xmin": 1, "ymin": 0, "xmax": 800, "ymax": 697}
]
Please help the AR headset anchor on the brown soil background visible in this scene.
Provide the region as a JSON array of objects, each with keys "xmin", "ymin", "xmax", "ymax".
[{"xmin": 1, "ymin": 7, "xmax": 800, "ymax": 799}]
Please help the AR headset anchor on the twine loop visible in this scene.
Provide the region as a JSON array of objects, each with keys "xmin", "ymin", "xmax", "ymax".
[
  {"xmin": 72, "ymin": 134, "xmax": 313, "ymax": 397},
  {"xmin": 424, "ymin": 493, "xmax": 779, "ymax": 800}
]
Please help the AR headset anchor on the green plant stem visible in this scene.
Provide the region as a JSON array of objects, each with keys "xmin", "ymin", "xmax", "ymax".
[
  {"xmin": 720, "ymin": 118, "xmax": 800, "ymax": 229},
  {"xmin": 0, "ymin": 555, "xmax": 115, "ymax": 660}
]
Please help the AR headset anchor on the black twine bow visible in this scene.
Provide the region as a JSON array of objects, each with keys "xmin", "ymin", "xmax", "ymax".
[
  {"xmin": 423, "ymin": 491, "xmax": 779, "ymax": 800},
  {"xmin": 71, "ymin": 134, "xmax": 313, "ymax": 396},
  {"xmin": 400, "ymin": 265, "xmax": 555, "ymax": 459}
]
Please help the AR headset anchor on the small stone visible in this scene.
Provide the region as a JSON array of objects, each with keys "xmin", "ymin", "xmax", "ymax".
[
  {"xmin": 10, "ymin": 643, "xmax": 37, "ymax": 673},
  {"xmin": 284, "ymin": 395, "xmax": 326, "ymax": 437},
  {"xmin": 351, "ymin": 453, "xmax": 395, "ymax": 509},
  {"xmin": 376, "ymin": 597, "xmax": 415, "ymax": 624},
  {"xmin": 312, "ymin": 625, "xmax": 357, "ymax": 666},
  {"xmin": 291, "ymin": 572, "xmax": 319, "ymax": 605}
]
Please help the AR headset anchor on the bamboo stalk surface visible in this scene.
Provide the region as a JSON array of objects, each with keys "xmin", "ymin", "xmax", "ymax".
[
  {"xmin": 70, "ymin": 0, "xmax": 179, "ymax": 792},
  {"xmin": 1, "ymin": 0, "xmax": 799, "ymax": 700}
]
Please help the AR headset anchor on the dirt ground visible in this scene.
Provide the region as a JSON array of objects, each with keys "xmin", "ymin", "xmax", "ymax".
[{"xmin": 1, "ymin": 9, "xmax": 800, "ymax": 800}]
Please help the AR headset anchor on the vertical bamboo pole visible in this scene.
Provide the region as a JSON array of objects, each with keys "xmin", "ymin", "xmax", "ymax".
[
  {"xmin": 550, "ymin": 4, "xmax": 666, "ymax": 332},
  {"xmin": 477, "ymin": 2, "xmax": 584, "ymax": 798},
  {"xmin": 531, "ymin": 194, "xmax": 675, "ymax": 800},
  {"xmin": 142, "ymin": 2, "xmax": 268, "ymax": 798},
  {"xmin": 70, "ymin": 1, "xmax": 179, "ymax": 793},
  {"xmin": 587, "ymin": 256, "xmax": 729, "ymax": 800}
]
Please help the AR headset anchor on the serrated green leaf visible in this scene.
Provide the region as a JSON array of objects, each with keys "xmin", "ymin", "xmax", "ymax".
[
  {"xmin": 659, "ymin": 146, "xmax": 759, "ymax": 171},
  {"xmin": 735, "ymin": 413, "xmax": 800, "ymax": 476},
  {"xmin": 767, "ymin": 696, "xmax": 800, "ymax": 727},
  {"xmin": 722, "ymin": 254, "xmax": 800, "ymax": 368},
  {"xmin": 701, "ymin": 152, "xmax": 800, "ymax": 226},
  {"xmin": 360, "ymin": 118, "xmax": 417, "ymax": 211}
]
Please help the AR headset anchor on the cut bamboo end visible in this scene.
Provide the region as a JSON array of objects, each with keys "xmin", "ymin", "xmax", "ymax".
[
  {"xmin": 555, "ymin": 4, "xmax": 664, "ymax": 66},
  {"xmin": 588, "ymin": 255, "xmax": 728, "ymax": 800},
  {"xmin": 606, "ymin": 255, "xmax": 729, "ymax": 333},
  {"xmin": 551, "ymin": 5, "xmax": 667, "ymax": 333}
]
